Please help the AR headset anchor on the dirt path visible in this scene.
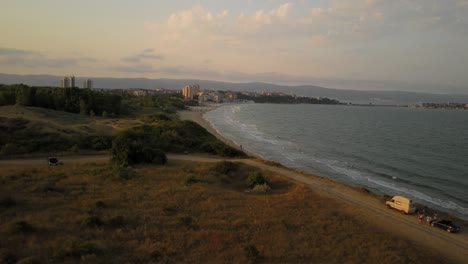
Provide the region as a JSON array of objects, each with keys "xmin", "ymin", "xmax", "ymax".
[
  {"xmin": 166, "ymin": 155, "xmax": 468, "ymax": 263},
  {"xmin": 2, "ymin": 154, "xmax": 467, "ymax": 263}
]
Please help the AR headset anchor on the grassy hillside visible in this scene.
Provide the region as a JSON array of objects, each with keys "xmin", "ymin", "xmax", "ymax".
[
  {"xmin": 0, "ymin": 105, "xmax": 142, "ymax": 136},
  {"xmin": 0, "ymin": 106, "xmax": 142, "ymax": 157},
  {"xmin": 0, "ymin": 160, "xmax": 445, "ymax": 263}
]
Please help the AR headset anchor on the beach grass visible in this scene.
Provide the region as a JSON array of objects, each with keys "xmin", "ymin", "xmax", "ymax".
[{"xmin": 0, "ymin": 160, "xmax": 446, "ymax": 263}]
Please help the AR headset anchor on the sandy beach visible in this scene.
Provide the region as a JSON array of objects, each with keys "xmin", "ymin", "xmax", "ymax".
[
  {"xmin": 178, "ymin": 105, "xmax": 257, "ymax": 157},
  {"xmin": 177, "ymin": 105, "xmax": 468, "ymax": 263}
]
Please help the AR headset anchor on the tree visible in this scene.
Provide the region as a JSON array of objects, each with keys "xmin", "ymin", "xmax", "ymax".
[
  {"xmin": 79, "ymin": 98, "xmax": 88, "ymax": 115},
  {"xmin": 111, "ymin": 131, "xmax": 167, "ymax": 166},
  {"xmin": 15, "ymin": 85, "xmax": 35, "ymax": 106}
]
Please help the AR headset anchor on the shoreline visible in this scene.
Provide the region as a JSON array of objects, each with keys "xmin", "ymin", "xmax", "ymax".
[
  {"xmin": 178, "ymin": 105, "xmax": 259, "ymax": 158},
  {"xmin": 177, "ymin": 106, "xmax": 468, "ymax": 262},
  {"xmin": 177, "ymin": 105, "xmax": 468, "ymax": 223}
]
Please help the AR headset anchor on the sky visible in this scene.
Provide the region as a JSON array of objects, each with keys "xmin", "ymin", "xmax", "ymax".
[{"xmin": 1, "ymin": 0, "xmax": 468, "ymax": 93}]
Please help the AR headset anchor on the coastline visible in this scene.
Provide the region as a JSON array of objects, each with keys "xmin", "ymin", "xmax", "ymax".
[
  {"xmin": 177, "ymin": 105, "xmax": 468, "ymax": 262},
  {"xmin": 178, "ymin": 105, "xmax": 258, "ymax": 158}
]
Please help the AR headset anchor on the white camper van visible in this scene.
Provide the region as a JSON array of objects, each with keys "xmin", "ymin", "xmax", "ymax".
[{"xmin": 386, "ymin": 196, "xmax": 416, "ymax": 214}]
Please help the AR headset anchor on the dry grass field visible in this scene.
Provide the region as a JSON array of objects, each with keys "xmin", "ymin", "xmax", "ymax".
[
  {"xmin": 0, "ymin": 105, "xmax": 142, "ymax": 136},
  {"xmin": 0, "ymin": 159, "xmax": 446, "ymax": 263}
]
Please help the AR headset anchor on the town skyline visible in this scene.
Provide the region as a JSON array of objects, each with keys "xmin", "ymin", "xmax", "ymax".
[{"xmin": 1, "ymin": 0, "xmax": 467, "ymax": 93}]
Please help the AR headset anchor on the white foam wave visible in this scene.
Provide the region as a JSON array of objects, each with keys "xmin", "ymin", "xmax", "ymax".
[
  {"xmin": 328, "ymin": 161, "xmax": 468, "ymax": 217},
  {"xmin": 367, "ymin": 178, "xmax": 468, "ymax": 216}
]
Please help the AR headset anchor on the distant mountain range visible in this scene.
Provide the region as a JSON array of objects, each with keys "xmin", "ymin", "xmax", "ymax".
[{"xmin": 1, "ymin": 73, "xmax": 468, "ymax": 105}]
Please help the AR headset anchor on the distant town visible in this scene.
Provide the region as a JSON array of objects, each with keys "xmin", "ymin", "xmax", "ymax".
[
  {"xmin": 131, "ymin": 83, "xmax": 343, "ymax": 105},
  {"xmin": 55, "ymin": 76, "xmax": 468, "ymax": 108},
  {"xmin": 410, "ymin": 102, "xmax": 468, "ymax": 110},
  {"xmin": 1, "ymin": 75, "xmax": 468, "ymax": 110}
]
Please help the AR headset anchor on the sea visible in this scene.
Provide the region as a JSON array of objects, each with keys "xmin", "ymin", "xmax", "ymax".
[{"xmin": 204, "ymin": 103, "xmax": 468, "ymax": 220}]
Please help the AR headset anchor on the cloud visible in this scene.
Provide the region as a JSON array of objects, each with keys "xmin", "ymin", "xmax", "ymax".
[
  {"xmin": 298, "ymin": 0, "xmax": 468, "ymax": 42},
  {"xmin": 237, "ymin": 3, "xmax": 293, "ymax": 32},
  {"xmin": 136, "ymin": 1, "xmax": 468, "ymax": 87},
  {"xmin": 122, "ymin": 49, "xmax": 164, "ymax": 63},
  {"xmin": 0, "ymin": 47, "xmax": 96, "ymax": 68},
  {"xmin": 145, "ymin": 5, "xmax": 229, "ymax": 42}
]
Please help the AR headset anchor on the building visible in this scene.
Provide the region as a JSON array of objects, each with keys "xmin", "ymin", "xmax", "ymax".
[
  {"xmin": 60, "ymin": 75, "xmax": 75, "ymax": 88},
  {"xmin": 198, "ymin": 91, "xmax": 225, "ymax": 103},
  {"xmin": 224, "ymin": 91, "xmax": 237, "ymax": 101},
  {"xmin": 182, "ymin": 84, "xmax": 200, "ymax": 100},
  {"xmin": 60, "ymin": 77, "xmax": 69, "ymax": 88},
  {"xmin": 83, "ymin": 79, "xmax": 93, "ymax": 89}
]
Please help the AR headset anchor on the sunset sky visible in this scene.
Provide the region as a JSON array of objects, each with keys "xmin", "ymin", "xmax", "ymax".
[{"xmin": 1, "ymin": 0, "xmax": 467, "ymax": 92}]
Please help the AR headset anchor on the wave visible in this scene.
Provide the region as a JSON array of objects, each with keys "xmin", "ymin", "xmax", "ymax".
[
  {"xmin": 204, "ymin": 103, "xmax": 468, "ymax": 219},
  {"xmin": 318, "ymin": 159, "xmax": 468, "ymax": 218}
]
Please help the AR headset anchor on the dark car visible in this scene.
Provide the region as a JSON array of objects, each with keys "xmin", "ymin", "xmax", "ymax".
[
  {"xmin": 430, "ymin": 219, "xmax": 460, "ymax": 233},
  {"xmin": 47, "ymin": 157, "xmax": 63, "ymax": 166}
]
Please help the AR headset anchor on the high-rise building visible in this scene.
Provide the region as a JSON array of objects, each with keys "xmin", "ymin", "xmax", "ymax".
[
  {"xmin": 182, "ymin": 84, "xmax": 200, "ymax": 100},
  {"xmin": 70, "ymin": 76, "xmax": 75, "ymax": 88},
  {"xmin": 60, "ymin": 75, "xmax": 75, "ymax": 88},
  {"xmin": 83, "ymin": 79, "xmax": 93, "ymax": 89},
  {"xmin": 60, "ymin": 76, "xmax": 70, "ymax": 88}
]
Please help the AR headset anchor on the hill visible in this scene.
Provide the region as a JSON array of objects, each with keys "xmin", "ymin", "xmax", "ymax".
[
  {"xmin": 2, "ymin": 73, "xmax": 468, "ymax": 105},
  {"xmin": 0, "ymin": 105, "xmax": 141, "ymax": 157}
]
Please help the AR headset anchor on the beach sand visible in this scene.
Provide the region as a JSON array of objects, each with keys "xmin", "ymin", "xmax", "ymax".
[
  {"xmin": 178, "ymin": 106, "xmax": 256, "ymax": 157},
  {"xmin": 176, "ymin": 105, "xmax": 468, "ymax": 263}
]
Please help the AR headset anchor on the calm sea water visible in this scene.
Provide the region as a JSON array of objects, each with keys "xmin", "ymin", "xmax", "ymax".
[{"xmin": 204, "ymin": 104, "xmax": 468, "ymax": 219}]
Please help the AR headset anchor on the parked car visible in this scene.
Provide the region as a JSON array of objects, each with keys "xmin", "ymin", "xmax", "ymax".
[
  {"xmin": 47, "ymin": 157, "xmax": 63, "ymax": 166},
  {"xmin": 430, "ymin": 219, "xmax": 460, "ymax": 233}
]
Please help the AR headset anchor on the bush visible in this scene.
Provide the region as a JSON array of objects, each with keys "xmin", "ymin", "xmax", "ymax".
[
  {"xmin": 140, "ymin": 113, "xmax": 171, "ymax": 123},
  {"xmin": 9, "ymin": 220, "xmax": 35, "ymax": 234},
  {"xmin": 244, "ymin": 245, "xmax": 260, "ymax": 262},
  {"xmin": 203, "ymin": 141, "xmax": 245, "ymax": 157},
  {"xmin": 112, "ymin": 165, "xmax": 136, "ymax": 180},
  {"xmin": 177, "ymin": 216, "xmax": 193, "ymax": 227},
  {"xmin": 252, "ymin": 183, "xmax": 271, "ymax": 193},
  {"xmin": 0, "ymin": 252, "xmax": 17, "ymax": 264},
  {"xmin": 184, "ymin": 175, "xmax": 199, "ymax": 185},
  {"xmin": 94, "ymin": 201, "xmax": 107, "ymax": 209},
  {"xmin": 0, "ymin": 197, "xmax": 17, "ymax": 208},
  {"xmin": 111, "ymin": 131, "xmax": 167, "ymax": 166},
  {"xmin": 84, "ymin": 215, "xmax": 104, "ymax": 228},
  {"xmin": 59, "ymin": 239, "xmax": 104, "ymax": 259},
  {"xmin": 108, "ymin": 216, "xmax": 126, "ymax": 228},
  {"xmin": 211, "ymin": 161, "xmax": 239, "ymax": 175},
  {"xmin": 246, "ymin": 171, "xmax": 267, "ymax": 188},
  {"xmin": 16, "ymin": 256, "xmax": 41, "ymax": 264}
]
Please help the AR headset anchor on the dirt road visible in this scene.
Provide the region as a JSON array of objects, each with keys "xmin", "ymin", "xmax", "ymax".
[
  {"xmin": 169, "ymin": 154, "xmax": 468, "ymax": 261},
  {"xmin": 2, "ymin": 154, "xmax": 467, "ymax": 263}
]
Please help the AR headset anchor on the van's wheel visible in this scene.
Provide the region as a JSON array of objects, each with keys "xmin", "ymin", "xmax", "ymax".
[
  {"xmin": 431, "ymin": 222, "xmax": 435, "ymax": 227},
  {"xmin": 447, "ymin": 229, "xmax": 452, "ymax": 233},
  {"xmin": 386, "ymin": 205, "xmax": 391, "ymax": 209}
]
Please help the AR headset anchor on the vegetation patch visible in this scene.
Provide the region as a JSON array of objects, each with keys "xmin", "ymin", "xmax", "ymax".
[
  {"xmin": 111, "ymin": 126, "xmax": 167, "ymax": 166},
  {"xmin": 9, "ymin": 220, "xmax": 36, "ymax": 234},
  {"xmin": 246, "ymin": 171, "xmax": 268, "ymax": 189},
  {"xmin": 111, "ymin": 165, "xmax": 137, "ymax": 180},
  {"xmin": 83, "ymin": 215, "xmax": 104, "ymax": 228},
  {"xmin": 58, "ymin": 238, "xmax": 104, "ymax": 259},
  {"xmin": 210, "ymin": 161, "xmax": 240, "ymax": 175},
  {"xmin": 183, "ymin": 175, "xmax": 199, "ymax": 185},
  {"xmin": 244, "ymin": 244, "xmax": 260, "ymax": 262},
  {"xmin": 0, "ymin": 196, "xmax": 17, "ymax": 208},
  {"xmin": 0, "ymin": 154, "xmax": 449, "ymax": 263},
  {"xmin": 107, "ymin": 215, "xmax": 127, "ymax": 228}
]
